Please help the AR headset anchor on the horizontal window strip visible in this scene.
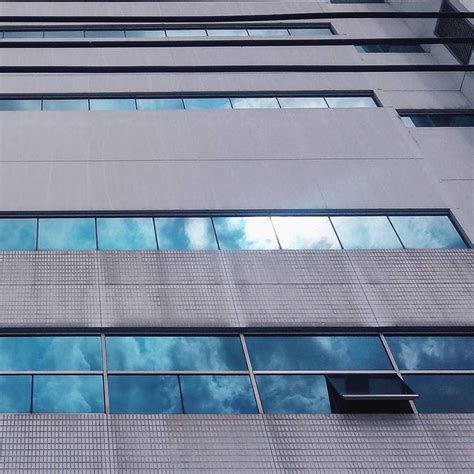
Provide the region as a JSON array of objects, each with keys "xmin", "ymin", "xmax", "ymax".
[
  {"xmin": 0, "ymin": 212, "xmax": 467, "ymax": 251},
  {"xmin": 400, "ymin": 112, "xmax": 474, "ymax": 128}
]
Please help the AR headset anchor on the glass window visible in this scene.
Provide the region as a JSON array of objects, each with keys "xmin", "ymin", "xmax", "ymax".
[
  {"xmin": 3, "ymin": 31, "xmax": 43, "ymax": 39},
  {"xmin": 206, "ymin": 29, "xmax": 248, "ymax": 37},
  {"xmin": 288, "ymin": 28, "xmax": 333, "ymax": 36},
  {"xmin": 0, "ymin": 218, "xmax": 37, "ymax": 250},
  {"xmin": 106, "ymin": 336, "xmax": 246, "ymax": 371},
  {"xmin": 387, "ymin": 336, "xmax": 474, "ymax": 370},
  {"xmin": 406, "ymin": 114, "xmax": 474, "ymax": 128},
  {"xmin": 43, "ymin": 99, "xmax": 89, "ymax": 111},
  {"xmin": 85, "ymin": 30, "xmax": 125, "ymax": 38},
  {"xmin": 401, "ymin": 116, "xmax": 416, "ymax": 127},
  {"xmin": 389, "ymin": 215, "xmax": 466, "ymax": 249},
  {"xmin": 33, "ymin": 375, "xmax": 104, "ymax": 413},
  {"xmin": 0, "ymin": 99, "xmax": 41, "ymax": 111},
  {"xmin": 404, "ymin": 375, "xmax": 474, "ymax": 413},
  {"xmin": 89, "ymin": 98, "xmax": 136, "ymax": 111},
  {"xmin": 154, "ymin": 217, "xmax": 218, "ymax": 250},
  {"xmin": 0, "ymin": 336, "xmax": 102, "ymax": 371},
  {"xmin": 109, "ymin": 376, "xmax": 182, "ymax": 414},
  {"xmin": 213, "ymin": 216, "xmax": 280, "ymax": 250},
  {"xmin": 230, "ymin": 97, "xmax": 280, "ymax": 109},
  {"xmin": 183, "ymin": 98, "xmax": 231, "ymax": 109},
  {"xmin": 96, "ymin": 217, "xmax": 157, "ymax": 250},
  {"xmin": 180, "ymin": 375, "xmax": 257, "ymax": 414},
  {"xmin": 271, "ymin": 216, "xmax": 341, "ymax": 249},
  {"xmin": 0, "ymin": 376, "xmax": 32, "ymax": 413},
  {"xmin": 256, "ymin": 375, "xmax": 331, "ymax": 414},
  {"xmin": 136, "ymin": 98, "xmax": 184, "ymax": 110},
  {"xmin": 277, "ymin": 97, "xmax": 328, "ymax": 109},
  {"xmin": 325, "ymin": 96, "xmax": 377, "ymax": 108},
  {"xmin": 38, "ymin": 218, "xmax": 96, "ymax": 250},
  {"xmin": 356, "ymin": 44, "xmax": 424, "ymax": 53},
  {"xmin": 125, "ymin": 30, "xmax": 166, "ymax": 38},
  {"xmin": 166, "ymin": 29, "xmax": 207, "ymax": 37},
  {"xmin": 246, "ymin": 335, "xmax": 392, "ymax": 370},
  {"xmin": 330, "ymin": 216, "xmax": 402, "ymax": 249},
  {"xmin": 247, "ymin": 29, "xmax": 289, "ymax": 37},
  {"xmin": 44, "ymin": 30, "xmax": 84, "ymax": 38}
]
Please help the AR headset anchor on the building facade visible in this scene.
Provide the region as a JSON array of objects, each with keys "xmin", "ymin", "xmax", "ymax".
[{"xmin": 0, "ymin": 0, "xmax": 473, "ymax": 471}]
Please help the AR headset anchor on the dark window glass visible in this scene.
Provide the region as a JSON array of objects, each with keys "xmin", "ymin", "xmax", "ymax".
[
  {"xmin": 125, "ymin": 30, "xmax": 166, "ymax": 38},
  {"xmin": 106, "ymin": 336, "xmax": 246, "ymax": 371},
  {"xmin": 356, "ymin": 44, "xmax": 424, "ymax": 53},
  {"xmin": 331, "ymin": 0, "xmax": 384, "ymax": 3},
  {"xmin": 213, "ymin": 216, "xmax": 279, "ymax": 250},
  {"xmin": 96, "ymin": 217, "xmax": 157, "ymax": 250},
  {"xmin": 325, "ymin": 97, "xmax": 377, "ymax": 108},
  {"xmin": 38, "ymin": 218, "xmax": 96, "ymax": 250},
  {"xmin": 44, "ymin": 30, "xmax": 84, "ymax": 38},
  {"xmin": 256, "ymin": 375, "xmax": 331, "ymax": 414},
  {"xmin": 89, "ymin": 99, "xmax": 136, "ymax": 111},
  {"xmin": 33, "ymin": 375, "xmax": 104, "ymax": 413},
  {"xmin": 3, "ymin": 31, "xmax": 43, "ymax": 38},
  {"xmin": 180, "ymin": 375, "xmax": 257, "ymax": 414},
  {"xmin": 405, "ymin": 114, "xmax": 474, "ymax": 127},
  {"xmin": 387, "ymin": 336, "xmax": 474, "ymax": 370},
  {"xmin": 0, "ymin": 218, "xmax": 37, "ymax": 250},
  {"xmin": 230, "ymin": 97, "xmax": 280, "ymax": 109},
  {"xmin": 246, "ymin": 335, "xmax": 392, "ymax": 370},
  {"xmin": 331, "ymin": 216, "xmax": 402, "ymax": 249},
  {"xmin": 289, "ymin": 28, "xmax": 333, "ymax": 36},
  {"xmin": 405, "ymin": 375, "xmax": 474, "ymax": 413},
  {"xmin": 0, "ymin": 376, "xmax": 32, "ymax": 413},
  {"xmin": 155, "ymin": 217, "xmax": 218, "ymax": 250},
  {"xmin": 183, "ymin": 98, "xmax": 231, "ymax": 109},
  {"xmin": 206, "ymin": 29, "xmax": 248, "ymax": 37},
  {"xmin": 277, "ymin": 97, "xmax": 328, "ymax": 109},
  {"xmin": 389, "ymin": 215, "xmax": 466, "ymax": 248},
  {"xmin": 85, "ymin": 30, "xmax": 125, "ymax": 38},
  {"xmin": 0, "ymin": 99, "xmax": 41, "ymax": 111},
  {"xmin": 109, "ymin": 376, "xmax": 182, "ymax": 414},
  {"xmin": 43, "ymin": 99, "xmax": 89, "ymax": 111},
  {"xmin": 136, "ymin": 98, "xmax": 184, "ymax": 110},
  {"xmin": 247, "ymin": 29, "xmax": 289, "ymax": 37},
  {"xmin": 0, "ymin": 336, "xmax": 102, "ymax": 371},
  {"xmin": 166, "ymin": 29, "xmax": 207, "ymax": 37}
]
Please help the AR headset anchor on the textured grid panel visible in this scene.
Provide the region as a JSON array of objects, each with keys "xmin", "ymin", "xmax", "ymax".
[
  {"xmin": 0, "ymin": 285, "xmax": 101, "ymax": 328},
  {"xmin": 0, "ymin": 252, "xmax": 98, "ymax": 286},
  {"xmin": 363, "ymin": 283, "xmax": 474, "ymax": 327},
  {"xmin": 264, "ymin": 415, "xmax": 442, "ymax": 471},
  {"xmin": 100, "ymin": 284, "xmax": 238, "ymax": 327},
  {"xmin": 221, "ymin": 250, "xmax": 359, "ymax": 285},
  {"xmin": 98, "ymin": 251, "xmax": 227, "ymax": 285},
  {"xmin": 0, "ymin": 415, "xmax": 112, "ymax": 472},
  {"xmin": 108, "ymin": 415, "xmax": 276, "ymax": 472},
  {"xmin": 348, "ymin": 249, "xmax": 474, "ymax": 284},
  {"xmin": 231, "ymin": 284, "xmax": 376, "ymax": 327}
]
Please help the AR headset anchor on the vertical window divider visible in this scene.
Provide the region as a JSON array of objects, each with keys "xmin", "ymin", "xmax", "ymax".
[
  {"xmin": 275, "ymin": 97, "xmax": 283, "ymax": 109},
  {"xmin": 240, "ymin": 334, "xmax": 264, "ymax": 414},
  {"xmin": 94, "ymin": 217, "xmax": 99, "ymax": 250},
  {"xmin": 387, "ymin": 216, "xmax": 406, "ymax": 249},
  {"xmin": 210, "ymin": 218, "xmax": 221, "ymax": 250},
  {"xmin": 323, "ymin": 97, "xmax": 331, "ymax": 108},
  {"xmin": 101, "ymin": 334, "xmax": 110, "ymax": 415},
  {"xmin": 30, "ymin": 375, "xmax": 34, "ymax": 414},
  {"xmin": 152, "ymin": 217, "xmax": 159, "ymax": 250},
  {"xmin": 177, "ymin": 375, "xmax": 186, "ymax": 414},
  {"xmin": 35, "ymin": 218, "xmax": 40, "ymax": 251},
  {"xmin": 269, "ymin": 216, "xmax": 283, "ymax": 250},
  {"xmin": 328, "ymin": 216, "xmax": 344, "ymax": 249}
]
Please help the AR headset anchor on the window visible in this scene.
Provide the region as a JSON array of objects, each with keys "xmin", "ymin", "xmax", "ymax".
[
  {"xmin": 325, "ymin": 96, "xmax": 378, "ymax": 108},
  {"xmin": 400, "ymin": 113, "xmax": 474, "ymax": 128},
  {"xmin": 43, "ymin": 99, "xmax": 89, "ymax": 111},
  {"xmin": 356, "ymin": 44, "xmax": 424, "ymax": 53},
  {"xmin": 289, "ymin": 28, "xmax": 332, "ymax": 36},
  {"xmin": 207, "ymin": 29, "xmax": 248, "ymax": 37},
  {"xmin": 247, "ymin": 29, "xmax": 290, "ymax": 37},
  {"xmin": 125, "ymin": 30, "xmax": 166, "ymax": 38},
  {"xmin": 3, "ymin": 31, "xmax": 43, "ymax": 38},
  {"xmin": 97, "ymin": 217, "xmax": 157, "ymax": 250},
  {"xmin": 183, "ymin": 98, "xmax": 232, "ymax": 109},
  {"xmin": 84, "ymin": 30, "xmax": 125, "ymax": 38},
  {"xmin": 136, "ymin": 98, "xmax": 184, "ymax": 110},
  {"xmin": 0, "ymin": 99, "xmax": 41, "ymax": 111},
  {"xmin": 89, "ymin": 98, "xmax": 136, "ymax": 111},
  {"xmin": 38, "ymin": 218, "xmax": 96, "ymax": 250},
  {"xmin": 277, "ymin": 97, "xmax": 328, "ymax": 109},
  {"xmin": 230, "ymin": 97, "xmax": 280, "ymax": 109},
  {"xmin": 166, "ymin": 29, "xmax": 207, "ymax": 37},
  {"xmin": 0, "ymin": 218, "xmax": 37, "ymax": 250},
  {"xmin": 44, "ymin": 30, "xmax": 84, "ymax": 38}
]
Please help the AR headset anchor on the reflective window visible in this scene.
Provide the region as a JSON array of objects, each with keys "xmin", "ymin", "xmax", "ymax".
[
  {"xmin": 180, "ymin": 375, "xmax": 258, "ymax": 414},
  {"xmin": 85, "ymin": 30, "xmax": 125, "ymax": 38},
  {"xmin": 325, "ymin": 97, "xmax": 377, "ymax": 108},
  {"xmin": 248, "ymin": 29, "xmax": 290, "ymax": 37},
  {"xmin": 331, "ymin": 216, "xmax": 402, "ymax": 249},
  {"xmin": 401, "ymin": 116, "xmax": 416, "ymax": 127},
  {"xmin": 43, "ymin": 99, "xmax": 89, "ymax": 111},
  {"xmin": 0, "ymin": 218, "xmax": 37, "ymax": 250},
  {"xmin": 44, "ymin": 30, "xmax": 84, "ymax": 38},
  {"xmin": 0, "ymin": 99, "xmax": 41, "ymax": 111},
  {"xmin": 387, "ymin": 336, "xmax": 474, "ymax": 370},
  {"xmin": 4, "ymin": 31, "xmax": 43, "ymax": 38},
  {"xmin": 404, "ymin": 375, "xmax": 474, "ymax": 413},
  {"xmin": 289, "ymin": 28, "xmax": 333, "ymax": 36},
  {"xmin": 246, "ymin": 336, "xmax": 392, "ymax": 370},
  {"xmin": 106, "ymin": 336, "xmax": 246, "ymax": 371},
  {"xmin": 0, "ymin": 376, "xmax": 32, "ymax": 413},
  {"xmin": 155, "ymin": 217, "xmax": 218, "ymax": 250},
  {"xmin": 136, "ymin": 98, "xmax": 184, "ymax": 110},
  {"xmin": 38, "ymin": 218, "xmax": 96, "ymax": 250},
  {"xmin": 207, "ymin": 29, "xmax": 248, "ymax": 37},
  {"xmin": 33, "ymin": 375, "xmax": 104, "ymax": 413},
  {"xmin": 356, "ymin": 44, "xmax": 424, "ymax": 53},
  {"xmin": 125, "ymin": 30, "xmax": 166, "ymax": 38},
  {"xmin": 213, "ymin": 217, "xmax": 280, "ymax": 250},
  {"xmin": 109, "ymin": 376, "xmax": 182, "ymax": 414},
  {"xmin": 183, "ymin": 98, "xmax": 231, "ymax": 109},
  {"xmin": 271, "ymin": 216, "xmax": 341, "ymax": 249},
  {"xmin": 256, "ymin": 375, "xmax": 331, "ymax": 414},
  {"xmin": 0, "ymin": 336, "xmax": 102, "ymax": 371},
  {"xmin": 89, "ymin": 99, "xmax": 136, "ymax": 111},
  {"xmin": 230, "ymin": 97, "xmax": 280, "ymax": 109},
  {"xmin": 97, "ymin": 217, "xmax": 157, "ymax": 250},
  {"xmin": 389, "ymin": 215, "xmax": 467, "ymax": 248},
  {"xmin": 166, "ymin": 29, "xmax": 207, "ymax": 37},
  {"xmin": 278, "ymin": 97, "xmax": 328, "ymax": 109},
  {"xmin": 400, "ymin": 113, "xmax": 474, "ymax": 128}
]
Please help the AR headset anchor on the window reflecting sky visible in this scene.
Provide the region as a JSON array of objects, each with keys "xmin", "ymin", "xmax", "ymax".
[
  {"xmin": 389, "ymin": 216, "xmax": 467, "ymax": 249},
  {"xmin": 85, "ymin": 30, "xmax": 125, "ymax": 38},
  {"xmin": 183, "ymin": 98, "xmax": 231, "ymax": 109},
  {"xmin": 246, "ymin": 336, "xmax": 392, "ymax": 370},
  {"xmin": 38, "ymin": 218, "xmax": 96, "ymax": 250},
  {"xmin": 328, "ymin": 375, "xmax": 414, "ymax": 396},
  {"xmin": 0, "ymin": 376, "xmax": 31, "ymax": 413},
  {"xmin": 97, "ymin": 217, "xmax": 157, "ymax": 250},
  {"xmin": 289, "ymin": 28, "xmax": 332, "ymax": 36},
  {"xmin": 277, "ymin": 97, "xmax": 328, "ymax": 109},
  {"xmin": 247, "ymin": 29, "xmax": 290, "ymax": 36},
  {"xmin": 125, "ymin": 30, "xmax": 166, "ymax": 38},
  {"xmin": 325, "ymin": 97, "xmax": 377, "ymax": 108},
  {"xmin": 89, "ymin": 99, "xmax": 136, "ymax": 111},
  {"xmin": 136, "ymin": 98, "xmax": 184, "ymax": 110},
  {"xmin": 4, "ymin": 31, "xmax": 43, "ymax": 38},
  {"xmin": 0, "ymin": 99, "xmax": 41, "ymax": 111},
  {"xmin": 331, "ymin": 216, "xmax": 402, "ymax": 249},
  {"xmin": 0, "ymin": 218, "xmax": 36, "ymax": 250},
  {"xmin": 271, "ymin": 216, "xmax": 341, "ymax": 249},
  {"xmin": 109, "ymin": 376, "xmax": 182, "ymax": 414},
  {"xmin": 256, "ymin": 375, "xmax": 331, "ymax": 414},
  {"xmin": 230, "ymin": 97, "xmax": 280, "ymax": 109},
  {"xmin": 44, "ymin": 30, "xmax": 84, "ymax": 38},
  {"xmin": 107, "ymin": 336, "xmax": 246, "ymax": 371},
  {"xmin": 207, "ymin": 29, "xmax": 248, "ymax": 37},
  {"xmin": 43, "ymin": 99, "xmax": 89, "ymax": 111},
  {"xmin": 213, "ymin": 217, "xmax": 279, "ymax": 250},
  {"xmin": 166, "ymin": 29, "xmax": 207, "ymax": 37},
  {"xmin": 33, "ymin": 375, "xmax": 104, "ymax": 413},
  {"xmin": 155, "ymin": 217, "xmax": 218, "ymax": 250},
  {"xmin": 180, "ymin": 375, "xmax": 257, "ymax": 414},
  {"xmin": 387, "ymin": 336, "xmax": 474, "ymax": 370}
]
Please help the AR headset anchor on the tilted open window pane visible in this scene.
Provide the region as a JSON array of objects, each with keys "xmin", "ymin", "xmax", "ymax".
[
  {"xmin": 0, "ymin": 218, "xmax": 37, "ymax": 250},
  {"xmin": 97, "ymin": 217, "xmax": 157, "ymax": 250},
  {"xmin": 38, "ymin": 218, "xmax": 96, "ymax": 250},
  {"xmin": 106, "ymin": 336, "xmax": 247, "ymax": 371},
  {"xmin": 0, "ymin": 376, "xmax": 32, "ymax": 413}
]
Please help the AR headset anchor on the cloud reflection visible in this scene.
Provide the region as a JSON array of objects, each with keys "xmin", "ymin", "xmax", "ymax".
[{"xmin": 97, "ymin": 218, "xmax": 157, "ymax": 250}]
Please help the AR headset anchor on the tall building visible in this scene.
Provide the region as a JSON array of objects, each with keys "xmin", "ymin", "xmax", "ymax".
[{"xmin": 0, "ymin": 0, "xmax": 472, "ymax": 471}]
